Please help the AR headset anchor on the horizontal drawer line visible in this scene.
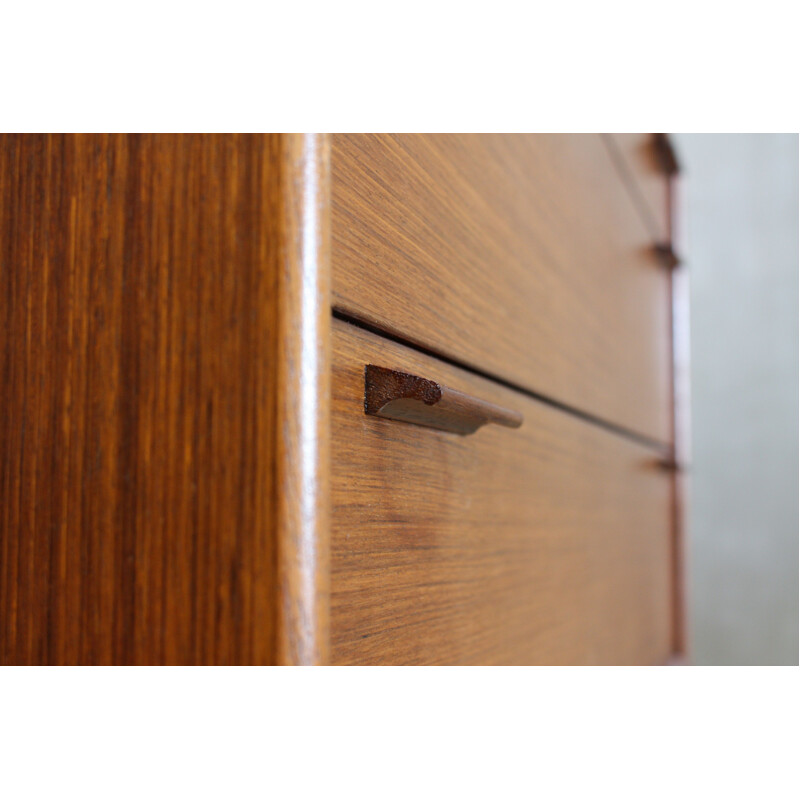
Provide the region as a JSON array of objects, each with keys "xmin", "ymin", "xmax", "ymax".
[
  {"xmin": 332, "ymin": 308, "xmax": 671, "ymax": 456},
  {"xmin": 601, "ymin": 133, "xmax": 668, "ymax": 246}
]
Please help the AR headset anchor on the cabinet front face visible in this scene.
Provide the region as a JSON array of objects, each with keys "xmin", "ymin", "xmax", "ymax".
[
  {"xmin": 331, "ymin": 133, "xmax": 673, "ymax": 445},
  {"xmin": 604, "ymin": 133, "xmax": 673, "ymax": 243},
  {"xmin": 330, "ymin": 321, "xmax": 673, "ymax": 666}
]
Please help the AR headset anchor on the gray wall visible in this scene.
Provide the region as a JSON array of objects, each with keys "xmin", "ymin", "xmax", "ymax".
[{"xmin": 674, "ymin": 134, "xmax": 798, "ymax": 665}]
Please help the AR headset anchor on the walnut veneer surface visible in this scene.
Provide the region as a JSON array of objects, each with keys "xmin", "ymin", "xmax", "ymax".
[
  {"xmin": 330, "ymin": 320, "xmax": 672, "ymax": 665},
  {"xmin": 1, "ymin": 133, "xmax": 681, "ymax": 665},
  {"xmin": 332, "ymin": 133, "xmax": 672, "ymax": 445},
  {"xmin": 0, "ymin": 133, "xmax": 329, "ymax": 665}
]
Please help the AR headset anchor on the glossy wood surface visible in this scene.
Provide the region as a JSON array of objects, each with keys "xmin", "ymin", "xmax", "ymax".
[
  {"xmin": 603, "ymin": 133, "xmax": 671, "ymax": 244},
  {"xmin": 330, "ymin": 320, "xmax": 673, "ymax": 665},
  {"xmin": 2, "ymin": 132, "xmax": 680, "ymax": 666},
  {"xmin": 275, "ymin": 133, "xmax": 331, "ymax": 665},
  {"xmin": 0, "ymin": 133, "xmax": 329, "ymax": 665},
  {"xmin": 331, "ymin": 134, "xmax": 672, "ymax": 445}
]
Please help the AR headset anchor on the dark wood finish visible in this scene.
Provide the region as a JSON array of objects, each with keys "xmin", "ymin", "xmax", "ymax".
[
  {"xmin": 2, "ymin": 133, "xmax": 682, "ymax": 666},
  {"xmin": 0, "ymin": 133, "xmax": 330, "ymax": 665},
  {"xmin": 331, "ymin": 134, "xmax": 672, "ymax": 445},
  {"xmin": 364, "ymin": 364, "xmax": 523, "ymax": 435},
  {"xmin": 654, "ymin": 242, "xmax": 681, "ymax": 270},
  {"xmin": 331, "ymin": 320, "xmax": 673, "ymax": 666},
  {"xmin": 653, "ymin": 133, "xmax": 681, "ymax": 176}
]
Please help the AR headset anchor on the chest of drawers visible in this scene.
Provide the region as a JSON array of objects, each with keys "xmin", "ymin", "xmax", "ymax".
[{"xmin": 0, "ymin": 133, "xmax": 683, "ymax": 665}]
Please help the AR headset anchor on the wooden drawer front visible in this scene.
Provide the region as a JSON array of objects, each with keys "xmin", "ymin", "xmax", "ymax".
[
  {"xmin": 332, "ymin": 134, "xmax": 672, "ymax": 444},
  {"xmin": 604, "ymin": 133, "xmax": 671, "ymax": 243},
  {"xmin": 331, "ymin": 320, "xmax": 672, "ymax": 665}
]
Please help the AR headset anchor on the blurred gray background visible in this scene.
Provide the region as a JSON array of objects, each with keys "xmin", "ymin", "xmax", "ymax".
[{"xmin": 674, "ymin": 134, "xmax": 798, "ymax": 665}]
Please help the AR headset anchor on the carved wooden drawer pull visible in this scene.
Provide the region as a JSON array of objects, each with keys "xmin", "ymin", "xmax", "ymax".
[{"xmin": 364, "ymin": 365, "xmax": 523, "ymax": 435}]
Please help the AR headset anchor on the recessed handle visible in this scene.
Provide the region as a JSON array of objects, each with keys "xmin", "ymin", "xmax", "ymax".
[{"xmin": 364, "ymin": 365, "xmax": 523, "ymax": 436}]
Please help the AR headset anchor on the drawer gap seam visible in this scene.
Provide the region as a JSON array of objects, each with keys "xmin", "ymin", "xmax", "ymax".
[{"xmin": 332, "ymin": 307, "xmax": 671, "ymax": 456}]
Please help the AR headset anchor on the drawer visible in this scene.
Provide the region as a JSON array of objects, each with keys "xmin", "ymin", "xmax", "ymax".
[
  {"xmin": 331, "ymin": 319, "xmax": 673, "ymax": 665},
  {"xmin": 332, "ymin": 134, "xmax": 672, "ymax": 444},
  {"xmin": 604, "ymin": 133, "xmax": 672, "ymax": 243}
]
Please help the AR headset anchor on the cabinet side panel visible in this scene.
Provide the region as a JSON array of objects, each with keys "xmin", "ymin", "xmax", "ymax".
[{"xmin": 0, "ymin": 134, "xmax": 282, "ymax": 664}]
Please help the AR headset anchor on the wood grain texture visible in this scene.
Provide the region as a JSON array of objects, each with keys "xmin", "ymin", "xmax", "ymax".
[
  {"xmin": 331, "ymin": 319, "xmax": 673, "ymax": 665},
  {"xmin": 331, "ymin": 134, "xmax": 672, "ymax": 445},
  {"xmin": 0, "ymin": 133, "xmax": 330, "ymax": 665},
  {"xmin": 2, "ymin": 132, "xmax": 679, "ymax": 666},
  {"xmin": 603, "ymin": 133, "xmax": 671, "ymax": 244}
]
